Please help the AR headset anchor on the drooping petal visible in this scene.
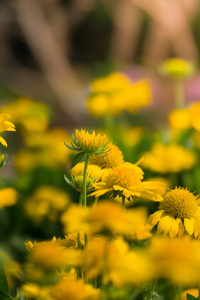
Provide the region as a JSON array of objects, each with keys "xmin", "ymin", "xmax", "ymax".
[{"xmin": 184, "ymin": 218, "xmax": 195, "ymax": 235}]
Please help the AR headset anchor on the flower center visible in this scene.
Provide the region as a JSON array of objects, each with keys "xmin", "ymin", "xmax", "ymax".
[
  {"xmin": 105, "ymin": 167, "xmax": 141, "ymax": 190},
  {"xmin": 159, "ymin": 187, "xmax": 198, "ymax": 219}
]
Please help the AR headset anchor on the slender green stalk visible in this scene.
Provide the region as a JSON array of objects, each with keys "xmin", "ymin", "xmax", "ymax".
[
  {"xmin": 143, "ymin": 280, "xmax": 158, "ymax": 300},
  {"xmin": 122, "ymin": 195, "xmax": 126, "ymax": 211},
  {"xmin": 77, "ymin": 231, "xmax": 81, "ymax": 249},
  {"xmin": 174, "ymin": 79, "xmax": 185, "ymax": 109},
  {"xmin": 93, "ymin": 196, "xmax": 99, "ymax": 207},
  {"xmin": 79, "ymin": 192, "xmax": 83, "ymax": 206},
  {"xmin": 83, "ymin": 154, "xmax": 89, "ymax": 207},
  {"xmin": 84, "ymin": 233, "xmax": 88, "ymax": 247}
]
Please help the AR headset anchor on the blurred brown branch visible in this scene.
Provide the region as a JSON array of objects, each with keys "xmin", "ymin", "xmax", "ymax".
[{"xmin": 11, "ymin": 0, "xmax": 85, "ymax": 123}]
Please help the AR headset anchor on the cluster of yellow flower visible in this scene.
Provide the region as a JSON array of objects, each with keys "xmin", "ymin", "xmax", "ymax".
[{"xmin": 1, "ymin": 58, "xmax": 200, "ymax": 300}]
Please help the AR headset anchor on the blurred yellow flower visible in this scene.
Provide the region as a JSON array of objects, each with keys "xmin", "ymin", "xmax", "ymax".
[
  {"xmin": 91, "ymin": 72, "xmax": 131, "ymax": 93},
  {"xmin": 159, "ymin": 58, "xmax": 194, "ymax": 78},
  {"xmin": 1, "ymin": 98, "xmax": 49, "ymax": 133},
  {"xmin": 26, "ymin": 238, "xmax": 81, "ymax": 271},
  {"xmin": 0, "ymin": 114, "xmax": 15, "ymax": 147},
  {"xmin": 148, "ymin": 187, "xmax": 200, "ymax": 238},
  {"xmin": 142, "ymin": 143, "xmax": 196, "ymax": 173},
  {"xmin": 50, "ymin": 278, "xmax": 100, "ymax": 300},
  {"xmin": 24, "ymin": 186, "xmax": 70, "ymax": 222},
  {"xmin": 64, "ymin": 232, "xmax": 85, "ymax": 249},
  {"xmin": 90, "ymin": 164, "xmax": 165, "ymax": 202},
  {"xmin": 169, "ymin": 102, "xmax": 200, "ymax": 133},
  {"xmin": 21, "ymin": 283, "xmax": 52, "ymax": 300},
  {"xmin": 150, "ymin": 236, "xmax": 200, "ymax": 285},
  {"xmin": 15, "ymin": 128, "xmax": 72, "ymax": 170},
  {"xmin": 0, "ymin": 250, "xmax": 21, "ymax": 289},
  {"xmin": 87, "ymin": 73, "xmax": 151, "ymax": 117},
  {"xmin": 169, "ymin": 108, "xmax": 191, "ymax": 131},
  {"xmin": 70, "ymin": 162, "xmax": 101, "ymax": 179},
  {"xmin": 125, "ymin": 80, "xmax": 151, "ymax": 114},
  {"xmin": 0, "ymin": 187, "xmax": 17, "ymax": 209},
  {"xmin": 90, "ymin": 142, "xmax": 124, "ymax": 168},
  {"xmin": 83, "ymin": 237, "xmax": 153, "ymax": 287},
  {"xmin": 86, "ymin": 201, "xmax": 152, "ymax": 239}
]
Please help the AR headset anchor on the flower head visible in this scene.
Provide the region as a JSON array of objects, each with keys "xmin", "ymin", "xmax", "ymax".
[
  {"xmin": 0, "ymin": 187, "xmax": 17, "ymax": 209},
  {"xmin": 159, "ymin": 58, "xmax": 194, "ymax": 79},
  {"xmin": 142, "ymin": 143, "xmax": 196, "ymax": 173},
  {"xmin": 66, "ymin": 129, "xmax": 109, "ymax": 156},
  {"xmin": 90, "ymin": 142, "xmax": 124, "ymax": 168},
  {"xmin": 90, "ymin": 163, "xmax": 165, "ymax": 202},
  {"xmin": 148, "ymin": 187, "xmax": 200, "ymax": 238},
  {"xmin": 0, "ymin": 114, "xmax": 15, "ymax": 147}
]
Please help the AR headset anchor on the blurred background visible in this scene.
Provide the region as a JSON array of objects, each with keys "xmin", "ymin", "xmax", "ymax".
[{"xmin": 1, "ymin": 0, "xmax": 200, "ymax": 126}]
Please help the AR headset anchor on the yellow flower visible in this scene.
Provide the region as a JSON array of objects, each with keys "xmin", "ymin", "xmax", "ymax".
[
  {"xmin": 142, "ymin": 143, "xmax": 196, "ymax": 173},
  {"xmin": 26, "ymin": 238, "xmax": 81, "ymax": 277},
  {"xmin": 21, "ymin": 283, "xmax": 52, "ymax": 300},
  {"xmin": 15, "ymin": 128, "xmax": 72, "ymax": 171},
  {"xmin": 159, "ymin": 58, "xmax": 194, "ymax": 78},
  {"xmin": 125, "ymin": 80, "xmax": 151, "ymax": 114},
  {"xmin": 1, "ymin": 98, "xmax": 49, "ymax": 133},
  {"xmin": 70, "ymin": 162, "xmax": 101, "ymax": 178},
  {"xmin": 90, "ymin": 163, "xmax": 165, "ymax": 202},
  {"xmin": 0, "ymin": 187, "xmax": 17, "ymax": 209},
  {"xmin": 50, "ymin": 278, "xmax": 100, "ymax": 300},
  {"xmin": 148, "ymin": 187, "xmax": 200, "ymax": 238},
  {"xmin": 169, "ymin": 108, "xmax": 191, "ymax": 131},
  {"xmin": 91, "ymin": 72, "xmax": 130, "ymax": 93},
  {"xmin": 0, "ymin": 250, "xmax": 21, "ymax": 289},
  {"xmin": 64, "ymin": 232, "xmax": 85, "ymax": 249},
  {"xmin": 0, "ymin": 114, "xmax": 15, "ymax": 147},
  {"xmin": 86, "ymin": 201, "xmax": 152, "ymax": 239},
  {"xmin": 24, "ymin": 186, "xmax": 70, "ymax": 222},
  {"xmin": 149, "ymin": 236, "xmax": 200, "ymax": 285},
  {"xmin": 90, "ymin": 143, "xmax": 124, "ymax": 168},
  {"xmin": 68, "ymin": 162, "xmax": 101, "ymax": 193},
  {"xmin": 68, "ymin": 129, "xmax": 109, "ymax": 156},
  {"xmin": 88, "ymin": 73, "xmax": 151, "ymax": 117},
  {"xmin": 83, "ymin": 237, "xmax": 153, "ymax": 287}
]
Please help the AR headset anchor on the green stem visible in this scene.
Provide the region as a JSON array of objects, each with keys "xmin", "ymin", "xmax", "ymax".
[
  {"xmin": 83, "ymin": 154, "xmax": 89, "ymax": 207},
  {"xmin": 77, "ymin": 231, "xmax": 81, "ymax": 249},
  {"xmin": 143, "ymin": 280, "xmax": 157, "ymax": 300},
  {"xmin": 122, "ymin": 195, "xmax": 126, "ymax": 211},
  {"xmin": 93, "ymin": 196, "xmax": 99, "ymax": 207},
  {"xmin": 84, "ymin": 233, "xmax": 88, "ymax": 247},
  {"xmin": 174, "ymin": 79, "xmax": 185, "ymax": 109},
  {"xmin": 79, "ymin": 192, "xmax": 83, "ymax": 206}
]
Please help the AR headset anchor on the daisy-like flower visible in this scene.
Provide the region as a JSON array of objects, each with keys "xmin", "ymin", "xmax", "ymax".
[
  {"xmin": 66, "ymin": 129, "xmax": 109, "ymax": 156},
  {"xmin": 90, "ymin": 163, "xmax": 165, "ymax": 202},
  {"xmin": 148, "ymin": 187, "xmax": 200, "ymax": 238},
  {"xmin": 0, "ymin": 114, "xmax": 16, "ymax": 147},
  {"xmin": 90, "ymin": 142, "xmax": 124, "ymax": 168}
]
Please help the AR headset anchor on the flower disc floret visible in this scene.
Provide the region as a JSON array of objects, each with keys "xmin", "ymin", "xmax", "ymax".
[
  {"xmin": 69, "ymin": 129, "xmax": 109, "ymax": 156},
  {"xmin": 159, "ymin": 188, "xmax": 198, "ymax": 219}
]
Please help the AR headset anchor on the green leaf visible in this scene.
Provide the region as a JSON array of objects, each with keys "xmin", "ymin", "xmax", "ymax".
[
  {"xmin": 187, "ymin": 294, "xmax": 197, "ymax": 300},
  {"xmin": 0, "ymin": 289, "xmax": 14, "ymax": 300},
  {"xmin": 64, "ymin": 175, "xmax": 75, "ymax": 188},
  {"xmin": 0, "ymin": 262, "xmax": 9, "ymax": 294},
  {"xmin": 71, "ymin": 152, "xmax": 85, "ymax": 168}
]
